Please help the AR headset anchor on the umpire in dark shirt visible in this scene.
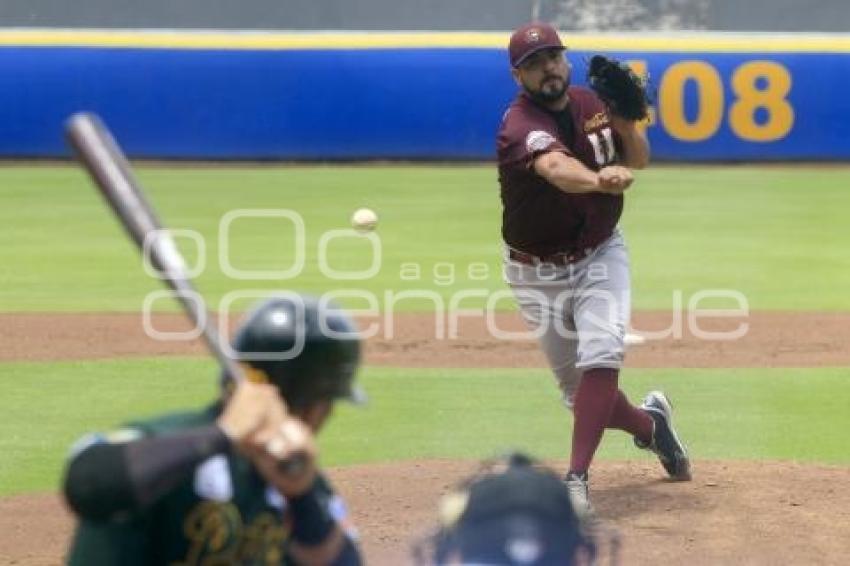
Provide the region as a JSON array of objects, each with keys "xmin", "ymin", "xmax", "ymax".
[{"xmin": 419, "ymin": 453, "xmax": 599, "ymax": 566}]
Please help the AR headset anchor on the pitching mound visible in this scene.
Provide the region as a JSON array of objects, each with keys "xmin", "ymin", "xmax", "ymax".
[{"xmin": 3, "ymin": 460, "xmax": 849, "ymax": 565}]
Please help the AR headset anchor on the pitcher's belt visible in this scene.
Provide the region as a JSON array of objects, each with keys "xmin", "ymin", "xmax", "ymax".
[{"xmin": 508, "ymin": 246, "xmax": 593, "ymax": 266}]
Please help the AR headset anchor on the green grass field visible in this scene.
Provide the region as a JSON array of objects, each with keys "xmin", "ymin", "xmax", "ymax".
[
  {"xmin": 2, "ymin": 359, "xmax": 848, "ymax": 495},
  {"xmin": 2, "ymin": 165, "xmax": 849, "ymax": 311},
  {"xmin": 1, "ymin": 164, "xmax": 848, "ymax": 498}
]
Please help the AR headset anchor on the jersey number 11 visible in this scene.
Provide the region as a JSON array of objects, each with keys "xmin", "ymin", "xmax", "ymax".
[{"xmin": 588, "ymin": 127, "xmax": 616, "ymax": 166}]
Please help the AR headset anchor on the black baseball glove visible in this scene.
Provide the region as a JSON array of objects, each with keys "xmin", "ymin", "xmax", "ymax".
[{"xmin": 586, "ymin": 55, "xmax": 650, "ymax": 121}]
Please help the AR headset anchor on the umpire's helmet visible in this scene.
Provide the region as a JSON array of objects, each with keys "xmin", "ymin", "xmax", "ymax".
[
  {"xmin": 422, "ymin": 453, "xmax": 594, "ymax": 565},
  {"xmin": 231, "ymin": 294, "xmax": 364, "ymax": 409}
]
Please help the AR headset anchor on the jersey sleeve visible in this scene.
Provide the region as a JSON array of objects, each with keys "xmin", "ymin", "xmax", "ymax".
[
  {"xmin": 500, "ymin": 107, "xmax": 571, "ymax": 170},
  {"xmin": 63, "ymin": 419, "xmax": 229, "ymax": 522}
]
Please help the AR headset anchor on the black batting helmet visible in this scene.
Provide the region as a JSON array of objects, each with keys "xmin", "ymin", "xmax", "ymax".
[{"xmin": 230, "ymin": 294, "xmax": 364, "ymax": 408}]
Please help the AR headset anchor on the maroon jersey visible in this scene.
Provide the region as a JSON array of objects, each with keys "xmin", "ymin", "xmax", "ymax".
[{"xmin": 497, "ymin": 86, "xmax": 623, "ymax": 256}]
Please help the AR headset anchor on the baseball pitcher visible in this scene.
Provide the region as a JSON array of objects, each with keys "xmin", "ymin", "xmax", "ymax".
[{"xmin": 497, "ymin": 22, "xmax": 691, "ymax": 516}]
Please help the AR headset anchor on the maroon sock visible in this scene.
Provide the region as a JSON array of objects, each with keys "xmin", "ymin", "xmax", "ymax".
[
  {"xmin": 569, "ymin": 368, "xmax": 619, "ymax": 475},
  {"xmin": 607, "ymin": 390, "xmax": 654, "ymax": 445}
]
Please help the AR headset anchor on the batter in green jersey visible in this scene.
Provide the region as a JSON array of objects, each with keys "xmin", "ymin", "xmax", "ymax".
[{"xmin": 63, "ymin": 295, "xmax": 365, "ymax": 565}]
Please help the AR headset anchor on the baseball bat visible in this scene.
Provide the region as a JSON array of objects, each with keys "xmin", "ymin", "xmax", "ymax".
[{"xmin": 65, "ymin": 113, "xmax": 307, "ymax": 474}]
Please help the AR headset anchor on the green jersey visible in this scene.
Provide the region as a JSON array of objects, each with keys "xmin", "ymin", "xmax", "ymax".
[{"xmin": 67, "ymin": 406, "xmax": 350, "ymax": 565}]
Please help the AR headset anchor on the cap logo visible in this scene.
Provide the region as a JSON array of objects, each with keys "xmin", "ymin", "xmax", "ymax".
[{"xmin": 525, "ymin": 28, "xmax": 541, "ymax": 43}]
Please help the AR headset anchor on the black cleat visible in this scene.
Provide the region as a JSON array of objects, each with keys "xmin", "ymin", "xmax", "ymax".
[{"xmin": 635, "ymin": 391, "xmax": 692, "ymax": 481}]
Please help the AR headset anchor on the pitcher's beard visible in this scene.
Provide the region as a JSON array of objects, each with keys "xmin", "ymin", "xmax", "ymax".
[{"xmin": 526, "ymin": 76, "xmax": 569, "ymax": 105}]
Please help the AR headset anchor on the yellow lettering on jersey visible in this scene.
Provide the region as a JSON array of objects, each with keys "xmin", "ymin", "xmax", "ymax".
[
  {"xmin": 584, "ymin": 112, "xmax": 609, "ymax": 132},
  {"xmin": 237, "ymin": 513, "xmax": 289, "ymax": 563},
  {"xmin": 176, "ymin": 502, "xmax": 289, "ymax": 565},
  {"xmin": 176, "ymin": 501, "xmax": 242, "ymax": 565}
]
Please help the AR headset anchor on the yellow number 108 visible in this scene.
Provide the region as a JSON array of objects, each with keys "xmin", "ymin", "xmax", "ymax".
[{"xmin": 655, "ymin": 60, "xmax": 794, "ymax": 143}]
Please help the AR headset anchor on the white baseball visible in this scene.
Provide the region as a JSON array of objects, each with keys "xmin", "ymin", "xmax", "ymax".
[{"xmin": 351, "ymin": 208, "xmax": 378, "ymax": 232}]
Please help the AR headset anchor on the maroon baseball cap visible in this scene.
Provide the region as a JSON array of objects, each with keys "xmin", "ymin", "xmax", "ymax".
[{"xmin": 509, "ymin": 22, "xmax": 565, "ymax": 68}]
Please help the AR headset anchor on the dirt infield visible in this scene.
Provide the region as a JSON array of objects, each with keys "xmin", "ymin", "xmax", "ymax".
[
  {"xmin": 3, "ymin": 460, "xmax": 849, "ymax": 565},
  {"xmin": 2, "ymin": 310, "xmax": 850, "ymax": 367},
  {"xmin": 2, "ymin": 311, "xmax": 849, "ymax": 564}
]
